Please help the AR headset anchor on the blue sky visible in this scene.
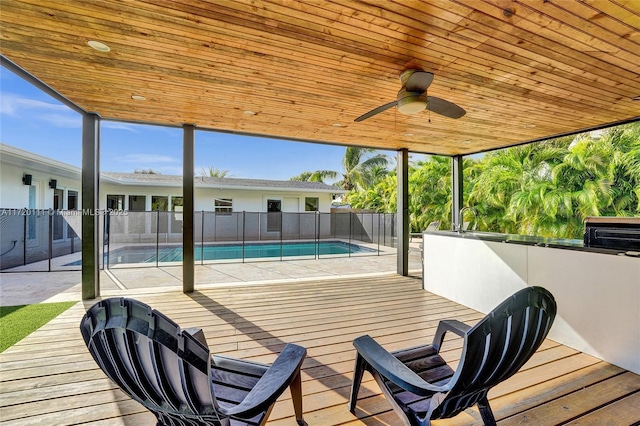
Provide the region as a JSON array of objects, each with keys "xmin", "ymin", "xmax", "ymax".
[{"xmin": 1, "ymin": 66, "xmax": 406, "ymax": 181}]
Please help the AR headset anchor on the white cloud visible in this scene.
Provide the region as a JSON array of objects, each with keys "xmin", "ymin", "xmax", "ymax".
[
  {"xmin": 40, "ymin": 113, "xmax": 81, "ymax": 128},
  {"xmin": 1, "ymin": 93, "xmax": 83, "ymax": 131},
  {"xmin": 1, "ymin": 93, "xmax": 69, "ymax": 117},
  {"xmin": 101, "ymin": 121, "xmax": 141, "ymax": 132}
]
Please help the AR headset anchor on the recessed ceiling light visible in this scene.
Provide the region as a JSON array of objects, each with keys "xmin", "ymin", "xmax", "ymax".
[
  {"xmin": 131, "ymin": 95, "xmax": 146, "ymax": 101},
  {"xmin": 332, "ymin": 123, "xmax": 343, "ymax": 127},
  {"xmin": 462, "ymin": 140, "xmax": 472, "ymax": 145},
  {"xmin": 404, "ymin": 133, "xmax": 414, "ymax": 137},
  {"xmin": 524, "ymin": 124, "xmax": 536, "ymax": 128},
  {"xmin": 87, "ymin": 40, "xmax": 110, "ymax": 52},
  {"xmin": 243, "ymin": 110, "xmax": 256, "ymax": 115}
]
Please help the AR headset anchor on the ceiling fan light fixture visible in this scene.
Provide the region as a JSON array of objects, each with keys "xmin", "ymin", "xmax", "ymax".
[{"xmin": 397, "ymin": 89, "xmax": 426, "ymax": 115}]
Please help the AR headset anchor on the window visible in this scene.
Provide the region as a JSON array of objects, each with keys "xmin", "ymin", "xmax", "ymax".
[
  {"xmin": 27, "ymin": 185, "xmax": 37, "ymax": 240},
  {"xmin": 67, "ymin": 190, "xmax": 78, "ymax": 239},
  {"xmin": 266, "ymin": 199, "xmax": 282, "ymax": 232},
  {"xmin": 170, "ymin": 197, "xmax": 184, "ymax": 229},
  {"xmin": 53, "ymin": 189, "xmax": 64, "ymax": 240},
  {"xmin": 128, "ymin": 195, "xmax": 146, "ymax": 211},
  {"xmin": 305, "ymin": 197, "xmax": 319, "ymax": 212},
  {"xmin": 67, "ymin": 191, "xmax": 78, "ymax": 210},
  {"xmin": 214, "ymin": 198, "xmax": 233, "ymax": 213},
  {"xmin": 107, "ymin": 195, "xmax": 124, "ymax": 210},
  {"xmin": 171, "ymin": 196, "xmax": 183, "ymax": 211},
  {"xmin": 151, "ymin": 196, "xmax": 168, "ymax": 211}
]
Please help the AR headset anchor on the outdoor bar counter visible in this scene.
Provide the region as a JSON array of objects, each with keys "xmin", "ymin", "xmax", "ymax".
[{"xmin": 422, "ymin": 228, "xmax": 640, "ymax": 375}]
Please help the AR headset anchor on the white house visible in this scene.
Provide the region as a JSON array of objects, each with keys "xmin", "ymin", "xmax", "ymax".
[{"xmin": 0, "ymin": 143, "xmax": 345, "ymax": 213}]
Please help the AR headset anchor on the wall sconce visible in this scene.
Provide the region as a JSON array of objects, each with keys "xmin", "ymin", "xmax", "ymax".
[
  {"xmin": 22, "ymin": 174, "xmax": 32, "ymax": 185},
  {"xmin": 49, "ymin": 179, "xmax": 57, "ymax": 189}
]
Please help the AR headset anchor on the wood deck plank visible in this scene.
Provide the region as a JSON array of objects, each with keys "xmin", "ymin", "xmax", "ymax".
[{"xmin": 1, "ymin": 274, "xmax": 638, "ymax": 425}]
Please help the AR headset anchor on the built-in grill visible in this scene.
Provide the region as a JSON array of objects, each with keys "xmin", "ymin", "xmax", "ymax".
[{"xmin": 584, "ymin": 217, "xmax": 640, "ymax": 251}]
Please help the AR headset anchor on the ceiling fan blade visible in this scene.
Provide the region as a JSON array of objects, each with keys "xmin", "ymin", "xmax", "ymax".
[
  {"xmin": 354, "ymin": 100, "xmax": 398, "ymax": 122},
  {"xmin": 405, "ymin": 71, "xmax": 434, "ymax": 92},
  {"xmin": 426, "ymin": 96, "xmax": 466, "ymax": 119}
]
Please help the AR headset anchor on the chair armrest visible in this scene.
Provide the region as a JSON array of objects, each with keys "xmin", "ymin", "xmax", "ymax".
[
  {"xmin": 183, "ymin": 327, "xmax": 208, "ymax": 346},
  {"xmin": 432, "ymin": 319, "xmax": 470, "ymax": 351},
  {"xmin": 353, "ymin": 335, "xmax": 450, "ymax": 396},
  {"xmin": 220, "ymin": 343, "xmax": 307, "ymax": 417}
]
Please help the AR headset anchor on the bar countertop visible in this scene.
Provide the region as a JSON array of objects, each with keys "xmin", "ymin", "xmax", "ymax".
[{"xmin": 425, "ymin": 230, "xmax": 640, "ymax": 258}]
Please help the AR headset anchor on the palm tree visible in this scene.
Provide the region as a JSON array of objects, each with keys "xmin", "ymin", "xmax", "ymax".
[
  {"xmin": 468, "ymin": 140, "xmax": 568, "ymax": 235},
  {"xmin": 291, "ymin": 147, "xmax": 390, "ymax": 190},
  {"xmin": 199, "ymin": 166, "xmax": 231, "ymax": 178},
  {"xmin": 290, "ymin": 170, "xmax": 337, "ymax": 183},
  {"xmin": 339, "ymin": 147, "xmax": 390, "ymax": 191},
  {"xmin": 607, "ymin": 122, "xmax": 640, "ymax": 214}
]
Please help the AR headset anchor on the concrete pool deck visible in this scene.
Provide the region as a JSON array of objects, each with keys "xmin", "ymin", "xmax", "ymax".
[{"xmin": 0, "ymin": 245, "xmax": 423, "ymax": 305}]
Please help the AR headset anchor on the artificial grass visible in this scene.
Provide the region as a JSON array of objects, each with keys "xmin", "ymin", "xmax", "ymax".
[{"xmin": 0, "ymin": 301, "xmax": 76, "ymax": 352}]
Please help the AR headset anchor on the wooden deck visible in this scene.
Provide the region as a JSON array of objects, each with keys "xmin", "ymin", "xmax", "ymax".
[{"xmin": 1, "ymin": 274, "xmax": 639, "ymax": 425}]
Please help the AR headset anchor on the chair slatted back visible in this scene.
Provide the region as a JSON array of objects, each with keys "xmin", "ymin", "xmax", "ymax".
[
  {"xmin": 434, "ymin": 286, "xmax": 556, "ymax": 419},
  {"xmin": 80, "ymin": 298, "xmax": 220, "ymax": 425}
]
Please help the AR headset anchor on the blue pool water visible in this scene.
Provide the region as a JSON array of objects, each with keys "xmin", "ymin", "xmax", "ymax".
[{"xmin": 67, "ymin": 241, "xmax": 374, "ymax": 266}]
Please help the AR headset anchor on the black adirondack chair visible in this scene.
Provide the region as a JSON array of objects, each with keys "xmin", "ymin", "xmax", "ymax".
[
  {"xmin": 349, "ymin": 286, "xmax": 557, "ymax": 426},
  {"xmin": 80, "ymin": 297, "xmax": 307, "ymax": 426}
]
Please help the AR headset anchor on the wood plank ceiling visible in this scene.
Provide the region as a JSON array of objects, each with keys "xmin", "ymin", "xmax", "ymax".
[{"xmin": 1, "ymin": 0, "xmax": 639, "ymax": 155}]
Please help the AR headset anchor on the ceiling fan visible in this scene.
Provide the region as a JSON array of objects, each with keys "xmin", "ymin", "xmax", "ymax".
[{"xmin": 354, "ymin": 69, "xmax": 466, "ymax": 122}]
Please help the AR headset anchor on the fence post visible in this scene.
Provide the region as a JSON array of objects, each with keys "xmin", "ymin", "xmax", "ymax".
[
  {"xmin": 156, "ymin": 209, "xmax": 159, "ymax": 267},
  {"xmin": 105, "ymin": 210, "xmax": 110, "ymax": 269},
  {"xmin": 48, "ymin": 210, "xmax": 53, "ymax": 272},
  {"xmin": 242, "ymin": 211, "xmax": 246, "ymax": 263},
  {"xmin": 23, "ymin": 210, "xmax": 27, "ymax": 266},
  {"xmin": 280, "ymin": 211, "xmax": 283, "ymax": 261},
  {"xmin": 349, "ymin": 212, "xmax": 352, "ymax": 257},
  {"xmin": 201, "ymin": 210, "xmax": 205, "ymax": 265},
  {"xmin": 377, "ymin": 213, "xmax": 380, "ymax": 255}
]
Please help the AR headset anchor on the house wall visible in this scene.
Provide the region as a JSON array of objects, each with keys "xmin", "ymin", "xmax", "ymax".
[
  {"xmin": 100, "ymin": 183, "xmax": 335, "ymax": 213},
  {"xmin": 0, "ymin": 162, "xmax": 81, "ymax": 209}
]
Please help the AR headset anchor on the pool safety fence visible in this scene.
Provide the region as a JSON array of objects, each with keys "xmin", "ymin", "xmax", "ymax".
[{"xmin": 0, "ymin": 209, "xmax": 398, "ymax": 271}]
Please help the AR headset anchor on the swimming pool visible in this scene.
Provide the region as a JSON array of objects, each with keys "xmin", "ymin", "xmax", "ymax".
[{"xmin": 102, "ymin": 241, "xmax": 375, "ymax": 266}]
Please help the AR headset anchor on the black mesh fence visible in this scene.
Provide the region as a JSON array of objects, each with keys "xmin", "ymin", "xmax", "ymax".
[
  {"xmin": 1, "ymin": 209, "xmax": 397, "ymax": 271},
  {"xmin": 0, "ymin": 209, "xmax": 83, "ymax": 271}
]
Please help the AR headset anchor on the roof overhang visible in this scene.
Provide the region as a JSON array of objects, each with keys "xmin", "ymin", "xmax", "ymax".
[
  {"xmin": 1, "ymin": 1, "xmax": 638, "ymax": 156},
  {"xmin": 0, "ymin": 143, "xmax": 81, "ymax": 179}
]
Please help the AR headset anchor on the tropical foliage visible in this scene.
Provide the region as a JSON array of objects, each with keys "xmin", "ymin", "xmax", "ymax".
[
  {"xmin": 347, "ymin": 122, "xmax": 640, "ymax": 238},
  {"xmin": 291, "ymin": 147, "xmax": 391, "ymax": 190},
  {"xmin": 290, "ymin": 170, "xmax": 338, "ymax": 183},
  {"xmin": 134, "ymin": 168, "xmax": 160, "ymax": 174},
  {"xmin": 199, "ymin": 166, "xmax": 231, "ymax": 178}
]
